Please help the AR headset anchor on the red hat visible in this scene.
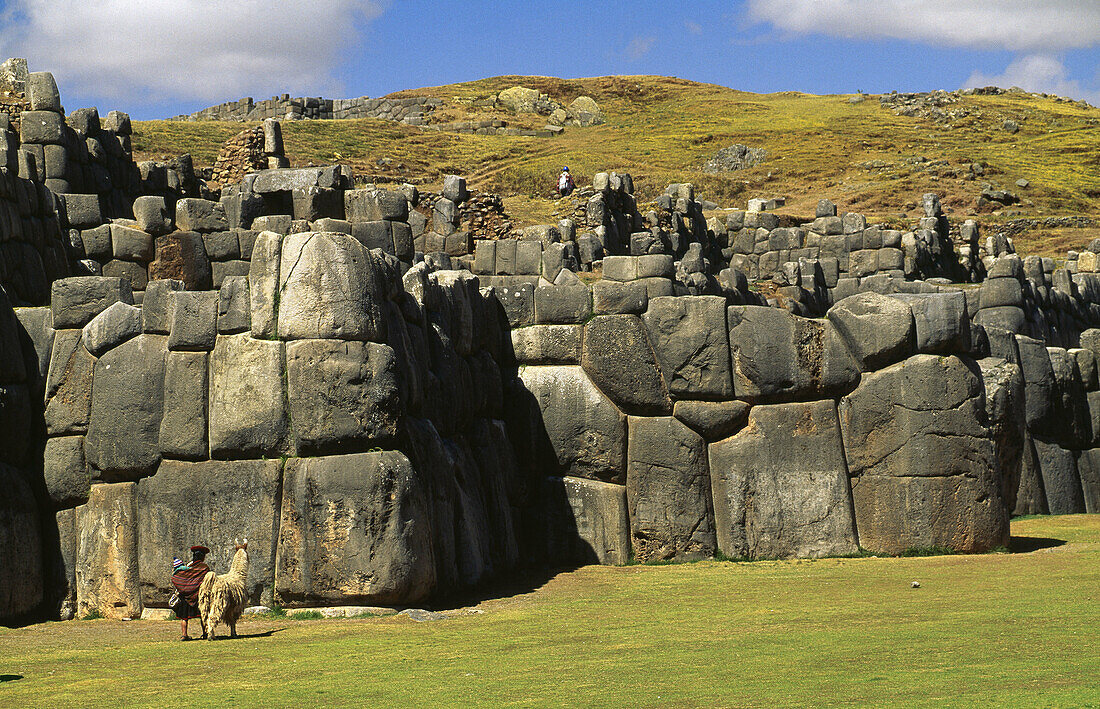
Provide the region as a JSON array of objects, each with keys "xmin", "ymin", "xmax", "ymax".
[{"xmin": 190, "ymin": 545, "xmax": 210, "ymax": 554}]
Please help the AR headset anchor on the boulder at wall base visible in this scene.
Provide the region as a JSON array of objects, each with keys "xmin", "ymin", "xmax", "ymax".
[
  {"xmin": 516, "ymin": 365, "xmax": 626, "ymax": 483},
  {"xmin": 76, "ymin": 482, "xmax": 142, "ymax": 619},
  {"xmin": 275, "ymin": 452, "xmax": 435, "ymax": 606},
  {"xmin": 136, "ymin": 459, "xmax": 281, "ymax": 607},
  {"xmin": 276, "ymin": 231, "xmax": 386, "ymax": 342},
  {"xmin": 626, "ymin": 416, "xmax": 716, "ymax": 562},
  {"xmin": 708, "ymin": 400, "xmax": 858, "ymax": 560},
  {"xmin": 978, "ymin": 357, "xmax": 1025, "ymax": 513},
  {"xmin": 1074, "ymin": 448, "xmax": 1100, "ymax": 513},
  {"xmin": 84, "ymin": 334, "xmax": 167, "ymax": 481},
  {"xmin": 1031, "ymin": 438, "xmax": 1086, "ymax": 515},
  {"xmin": 839, "ymin": 354, "xmax": 1008, "ymax": 554},
  {"xmin": 0, "ymin": 462, "xmax": 44, "ymax": 620},
  {"xmin": 542, "ymin": 476, "xmax": 631, "ymax": 566}
]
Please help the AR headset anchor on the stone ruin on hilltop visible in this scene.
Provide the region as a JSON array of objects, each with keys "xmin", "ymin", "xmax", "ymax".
[{"xmin": 0, "ymin": 63, "xmax": 1098, "ymax": 624}]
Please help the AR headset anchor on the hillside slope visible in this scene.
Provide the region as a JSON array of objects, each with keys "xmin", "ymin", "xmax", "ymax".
[{"xmin": 131, "ymin": 75, "xmax": 1100, "ymax": 251}]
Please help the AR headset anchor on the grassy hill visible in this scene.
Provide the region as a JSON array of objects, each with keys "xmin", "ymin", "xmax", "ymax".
[{"xmin": 131, "ymin": 75, "xmax": 1100, "ymax": 255}]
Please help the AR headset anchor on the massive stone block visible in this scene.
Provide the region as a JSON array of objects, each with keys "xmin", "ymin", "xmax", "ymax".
[
  {"xmin": 839, "ymin": 354, "xmax": 1008, "ymax": 553},
  {"xmin": 248, "ymin": 231, "xmax": 282, "ymax": 339},
  {"xmin": 1015, "ymin": 335, "xmax": 1056, "ymax": 434},
  {"xmin": 76, "ymin": 482, "xmax": 142, "ymax": 619},
  {"xmin": 159, "ymin": 351, "xmax": 207, "ymax": 460},
  {"xmin": 708, "ymin": 400, "xmax": 858, "ymax": 559},
  {"xmin": 136, "ymin": 459, "xmax": 281, "ymax": 606},
  {"xmin": 148, "ymin": 231, "xmax": 212, "ymax": 291},
  {"xmin": 44, "ymin": 330, "xmax": 94, "ymax": 436},
  {"xmin": 209, "ymin": 333, "xmax": 288, "ymax": 459},
  {"xmin": 44, "ymin": 435, "xmax": 89, "ymax": 509},
  {"xmin": 277, "ymin": 231, "xmax": 385, "ymax": 342},
  {"xmin": 891, "ymin": 291, "xmax": 970, "ymax": 354},
  {"xmin": 542, "ymin": 476, "xmax": 631, "ymax": 566},
  {"xmin": 581, "ymin": 315, "xmax": 671, "ymax": 415},
  {"xmin": 517, "ymin": 365, "xmax": 626, "ymax": 483},
  {"xmin": 642, "ymin": 296, "xmax": 733, "ymax": 400},
  {"xmin": 286, "ymin": 339, "xmax": 401, "ymax": 455},
  {"xmin": 626, "ymin": 416, "xmax": 716, "ymax": 562},
  {"xmin": 51, "ymin": 276, "xmax": 133, "ymax": 329},
  {"xmin": 728, "ymin": 305, "xmax": 859, "ymax": 403},
  {"xmin": 1031, "ymin": 438, "xmax": 1085, "ymax": 515},
  {"xmin": 84, "ymin": 334, "xmax": 167, "ymax": 480},
  {"xmin": 275, "ymin": 452, "xmax": 435, "ymax": 606},
  {"xmin": 978, "ymin": 357, "xmax": 1025, "ymax": 512},
  {"xmin": 0, "ymin": 463, "xmax": 43, "ymax": 620},
  {"xmin": 827, "ymin": 291, "xmax": 916, "ymax": 371}
]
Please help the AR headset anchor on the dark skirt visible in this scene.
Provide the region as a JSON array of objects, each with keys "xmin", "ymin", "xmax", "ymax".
[{"xmin": 171, "ymin": 597, "xmax": 201, "ymax": 620}]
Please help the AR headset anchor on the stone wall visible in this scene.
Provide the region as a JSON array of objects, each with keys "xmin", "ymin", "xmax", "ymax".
[
  {"xmin": 3, "ymin": 164, "xmax": 1100, "ymax": 624},
  {"xmin": 172, "ymin": 95, "xmax": 441, "ymax": 125}
]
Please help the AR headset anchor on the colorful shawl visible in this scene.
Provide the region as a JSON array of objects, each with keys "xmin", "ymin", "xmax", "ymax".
[{"xmin": 171, "ymin": 562, "xmax": 210, "ymax": 604}]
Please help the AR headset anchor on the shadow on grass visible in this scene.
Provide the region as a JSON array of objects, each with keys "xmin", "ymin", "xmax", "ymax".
[
  {"xmin": 1, "ymin": 674, "xmax": 23, "ymax": 682},
  {"xmin": 1009, "ymin": 536, "xmax": 1066, "ymax": 553},
  {"xmin": 212, "ymin": 628, "xmax": 287, "ymax": 640}
]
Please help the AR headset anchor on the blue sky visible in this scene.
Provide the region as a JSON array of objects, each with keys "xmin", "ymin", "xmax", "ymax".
[{"xmin": 0, "ymin": 0, "xmax": 1097, "ymax": 120}]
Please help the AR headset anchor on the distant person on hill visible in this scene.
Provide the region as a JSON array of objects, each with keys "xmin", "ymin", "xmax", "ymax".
[{"xmin": 557, "ymin": 166, "xmax": 575, "ymax": 197}]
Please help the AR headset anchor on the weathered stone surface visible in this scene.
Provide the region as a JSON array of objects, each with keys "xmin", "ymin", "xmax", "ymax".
[
  {"xmin": 827, "ymin": 292, "xmax": 916, "ymax": 371},
  {"xmin": 840, "ymin": 354, "xmax": 1008, "ymax": 554},
  {"xmin": 248, "ymin": 231, "xmax": 282, "ymax": 338},
  {"xmin": 85, "ymin": 334, "xmax": 167, "ymax": 480},
  {"xmin": 75, "ymin": 482, "xmax": 142, "ymax": 619},
  {"xmin": 286, "ymin": 339, "xmax": 400, "ymax": 455},
  {"xmin": 209, "ymin": 333, "xmax": 288, "ymax": 459},
  {"xmin": 276, "ymin": 452, "xmax": 435, "ymax": 605},
  {"xmin": 542, "ymin": 476, "xmax": 630, "ymax": 565},
  {"xmin": 1076, "ymin": 448, "xmax": 1100, "ymax": 513},
  {"xmin": 137, "ymin": 459, "xmax": 280, "ymax": 606},
  {"xmin": 81, "ymin": 301, "xmax": 141, "ymax": 357},
  {"xmin": 277, "ymin": 232, "xmax": 385, "ymax": 341},
  {"xmin": 110, "ymin": 224, "xmax": 154, "ymax": 261},
  {"xmin": 102, "ymin": 260, "xmax": 148, "ymax": 291},
  {"xmin": 51, "ymin": 276, "xmax": 133, "ymax": 329},
  {"xmin": 167, "ymin": 290, "xmax": 217, "ymax": 351},
  {"xmin": 534, "ymin": 284, "xmax": 591, "ymax": 324},
  {"xmin": 217, "ymin": 275, "xmax": 251, "ymax": 334},
  {"xmin": 148, "ymin": 231, "xmax": 212, "ymax": 291},
  {"xmin": 592, "ymin": 279, "xmax": 647, "ymax": 315},
  {"xmin": 709, "ymin": 400, "xmax": 858, "ymax": 559},
  {"xmin": 517, "ymin": 365, "xmax": 626, "ymax": 483},
  {"xmin": 673, "ymin": 400, "xmax": 750, "ymax": 441},
  {"xmin": 159, "ymin": 351, "xmax": 208, "ymax": 460},
  {"xmin": 978, "ymin": 357, "xmax": 1025, "ymax": 512},
  {"xmin": 642, "ymin": 296, "xmax": 732, "ymax": 400},
  {"xmin": 176, "ymin": 198, "xmax": 228, "ymax": 232},
  {"xmin": 1031, "ymin": 438, "xmax": 1085, "ymax": 515},
  {"xmin": 141, "ymin": 279, "xmax": 184, "ymax": 334},
  {"xmin": 0, "ymin": 463, "xmax": 43, "ymax": 619},
  {"xmin": 581, "ymin": 315, "xmax": 670, "ymax": 415},
  {"xmin": 44, "ymin": 435, "xmax": 89, "ymax": 509},
  {"xmin": 891, "ymin": 291, "xmax": 970, "ymax": 354},
  {"xmin": 1016, "ymin": 335, "xmax": 1056, "ymax": 434},
  {"xmin": 510, "ymin": 324, "xmax": 582, "ymax": 365},
  {"xmin": 132, "ymin": 196, "xmax": 172, "ymax": 236},
  {"xmin": 728, "ymin": 305, "xmax": 859, "ymax": 403},
  {"xmin": 45, "ymin": 330, "xmax": 94, "ymax": 435},
  {"xmin": 627, "ymin": 416, "xmax": 716, "ymax": 561}
]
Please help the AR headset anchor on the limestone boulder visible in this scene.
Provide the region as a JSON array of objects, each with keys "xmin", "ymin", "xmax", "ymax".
[
  {"xmin": 542, "ymin": 476, "xmax": 630, "ymax": 566},
  {"xmin": 581, "ymin": 315, "xmax": 671, "ymax": 415},
  {"xmin": 827, "ymin": 291, "xmax": 916, "ymax": 371},
  {"xmin": 44, "ymin": 330, "xmax": 94, "ymax": 436},
  {"xmin": 51, "ymin": 276, "xmax": 133, "ymax": 329},
  {"xmin": 76, "ymin": 482, "xmax": 142, "ymax": 619},
  {"xmin": 517, "ymin": 365, "xmax": 626, "ymax": 483},
  {"xmin": 159, "ymin": 351, "xmax": 208, "ymax": 460},
  {"xmin": 84, "ymin": 334, "xmax": 167, "ymax": 480},
  {"xmin": 891, "ymin": 291, "xmax": 970, "ymax": 354},
  {"xmin": 148, "ymin": 231, "xmax": 212, "ymax": 291},
  {"xmin": 839, "ymin": 354, "xmax": 1008, "ymax": 553},
  {"xmin": 1031, "ymin": 438, "xmax": 1085, "ymax": 515},
  {"xmin": 728, "ymin": 305, "xmax": 859, "ymax": 403},
  {"xmin": 137, "ymin": 459, "xmax": 281, "ymax": 606},
  {"xmin": 81, "ymin": 301, "xmax": 141, "ymax": 357},
  {"xmin": 978, "ymin": 357, "xmax": 1025, "ymax": 512},
  {"xmin": 0, "ymin": 463, "xmax": 43, "ymax": 620},
  {"xmin": 510, "ymin": 324, "xmax": 581, "ymax": 365},
  {"xmin": 708, "ymin": 400, "xmax": 858, "ymax": 559},
  {"xmin": 277, "ymin": 232, "xmax": 385, "ymax": 342},
  {"xmin": 286, "ymin": 339, "xmax": 401, "ymax": 455},
  {"xmin": 275, "ymin": 452, "xmax": 435, "ymax": 605},
  {"xmin": 44, "ymin": 435, "xmax": 89, "ymax": 509},
  {"xmin": 642, "ymin": 296, "xmax": 733, "ymax": 400},
  {"xmin": 208, "ymin": 333, "xmax": 288, "ymax": 459},
  {"xmin": 626, "ymin": 416, "xmax": 716, "ymax": 562},
  {"xmin": 672, "ymin": 400, "xmax": 750, "ymax": 441}
]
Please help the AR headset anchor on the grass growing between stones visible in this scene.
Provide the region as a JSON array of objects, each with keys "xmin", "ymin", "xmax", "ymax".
[{"xmin": 3, "ymin": 515, "xmax": 1098, "ymax": 708}]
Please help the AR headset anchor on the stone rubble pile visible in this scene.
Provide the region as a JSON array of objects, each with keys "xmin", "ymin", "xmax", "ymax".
[
  {"xmin": 209, "ymin": 118, "xmax": 289, "ymax": 187},
  {"xmin": 172, "ymin": 94, "xmax": 442, "ymax": 125}
]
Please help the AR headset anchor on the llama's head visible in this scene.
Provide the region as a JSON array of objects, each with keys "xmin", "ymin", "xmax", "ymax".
[{"xmin": 234, "ymin": 537, "xmax": 248, "ymax": 552}]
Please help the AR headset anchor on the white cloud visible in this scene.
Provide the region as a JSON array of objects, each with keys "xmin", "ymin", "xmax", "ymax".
[
  {"xmin": 0, "ymin": 1, "xmax": 385, "ymax": 107},
  {"xmin": 685, "ymin": 21, "xmax": 703, "ymax": 36},
  {"xmin": 964, "ymin": 54, "xmax": 1099, "ymax": 104},
  {"xmin": 746, "ymin": 0, "xmax": 1100, "ymax": 51},
  {"xmin": 625, "ymin": 36, "xmax": 657, "ymax": 61}
]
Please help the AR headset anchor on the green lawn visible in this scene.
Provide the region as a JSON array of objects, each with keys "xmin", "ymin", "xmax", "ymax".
[{"xmin": 3, "ymin": 515, "xmax": 1099, "ymax": 708}]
